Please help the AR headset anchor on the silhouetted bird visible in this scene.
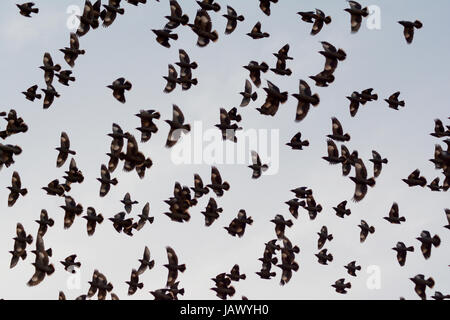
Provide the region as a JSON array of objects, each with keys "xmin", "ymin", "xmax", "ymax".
[
  {"xmin": 165, "ymin": 104, "xmax": 191, "ymax": 148},
  {"xmin": 271, "ymin": 215, "xmax": 293, "ymax": 239},
  {"xmin": 257, "ymin": 80, "xmax": 288, "ymax": 116},
  {"xmin": 60, "ymin": 33, "xmax": 85, "ymax": 68},
  {"xmin": 392, "ymin": 241, "xmax": 414, "ymax": 267},
  {"xmin": 402, "ymin": 169, "xmax": 427, "ymax": 187},
  {"xmin": 225, "ymin": 209, "xmax": 253, "ymax": 237},
  {"xmin": 201, "ymin": 197, "xmax": 223, "ymax": 226},
  {"xmin": 345, "ymin": 261, "xmax": 361, "ymax": 277},
  {"xmin": 416, "ymin": 231, "xmax": 440, "ymax": 259},
  {"xmin": 60, "ymin": 196, "xmax": 83, "ymax": 229},
  {"xmin": 297, "ymin": 9, "xmax": 331, "ymax": 35},
  {"xmin": 358, "ymin": 220, "xmax": 375, "ymax": 243},
  {"xmin": 7, "ymin": 171, "xmax": 27, "ymax": 207},
  {"xmin": 223, "ymin": 6, "xmax": 244, "ymax": 35},
  {"xmin": 431, "ymin": 292, "xmax": 450, "ymax": 301},
  {"xmin": 189, "ymin": 10, "xmax": 218, "ymax": 47},
  {"xmin": 286, "ymin": 132, "xmax": 309, "ymax": 150},
  {"xmin": 333, "ymin": 200, "xmax": 352, "ymax": 218},
  {"xmin": 76, "ymin": 1, "xmax": 102, "ymax": 37},
  {"xmin": 322, "ymin": 139, "xmax": 344, "ymax": 165},
  {"xmin": 17, "ymin": 2, "xmax": 39, "ymax": 17},
  {"xmin": 40, "ymin": 53, "xmax": 61, "ymax": 85},
  {"xmin": 134, "ymin": 202, "xmax": 154, "ymax": 231},
  {"xmin": 271, "ymin": 44, "xmax": 293, "ymax": 76},
  {"xmin": 249, "ymin": 151, "xmax": 268, "ymax": 179},
  {"xmin": 164, "ymin": 247, "xmax": 186, "ymax": 287},
  {"xmin": 385, "ymin": 92, "xmax": 405, "ymax": 110},
  {"xmin": 60, "ymin": 255, "xmax": 81, "ymax": 273},
  {"xmin": 176, "ymin": 50, "xmax": 198, "ymax": 79},
  {"xmin": 137, "ymin": 246, "xmax": 155, "ymax": 275},
  {"xmin": 88, "ymin": 270, "xmax": 113, "ymax": 300},
  {"xmin": 244, "ymin": 61, "xmax": 268, "ymax": 88},
  {"xmin": 197, "ymin": 0, "xmax": 220, "ymax": 12},
  {"xmin": 341, "ymin": 145, "xmax": 358, "ymax": 176},
  {"xmin": 22, "ymin": 85, "xmax": 42, "ymax": 101},
  {"xmin": 291, "ymin": 186, "xmax": 312, "ymax": 199},
  {"xmin": 163, "ymin": 64, "xmax": 178, "ymax": 93},
  {"xmin": 109, "ymin": 212, "xmax": 134, "ymax": 236},
  {"xmin": 207, "ymin": 166, "xmax": 230, "ymax": 197},
  {"xmin": 126, "ymin": 269, "xmax": 143, "ymax": 295},
  {"xmin": 56, "ymin": 70, "xmax": 76, "ymax": 86},
  {"xmin": 285, "ymin": 198, "xmax": 303, "ymax": 219},
  {"xmin": 100, "ymin": 0, "xmax": 125, "ymax": 27},
  {"xmin": 317, "ymin": 226, "xmax": 333, "ymax": 249},
  {"xmin": 292, "ymin": 80, "xmax": 320, "ymax": 122},
  {"xmin": 97, "ymin": 164, "xmax": 118, "ymax": 197},
  {"xmin": 347, "ymin": 91, "xmax": 366, "ymax": 117},
  {"xmin": 165, "ymin": 1, "xmax": 189, "ymax": 29},
  {"xmin": 301, "ymin": 195, "xmax": 323, "ymax": 220},
  {"xmin": 107, "ymin": 78, "xmax": 132, "ymax": 103},
  {"xmin": 9, "ymin": 223, "xmax": 33, "ymax": 269},
  {"xmin": 152, "ymin": 28, "xmax": 178, "ymax": 48},
  {"xmin": 369, "ymin": 150, "xmax": 388, "ymax": 177},
  {"xmin": 350, "ymin": 159, "xmax": 375, "ymax": 202},
  {"xmin": 315, "ymin": 249, "xmax": 333, "ymax": 265},
  {"xmin": 82, "ymin": 207, "xmax": 103, "ymax": 236},
  {"xmin": 259, "ymin": 0, "xmax": 278, "ymax": 16},
  {"xmin": 247, "ymin": 22, "xmax": 270, "ymax": 39},
  {"xmin": 384, "ymin": 202, "xmax": 406, "ymax": 224},
  {"xmin": 344, "ymin": 1, "xmax": 369, "ymax": 33},
  {"xmin": 63, "ymin": 158, "xmax": 84, "ymax": 189},
  {"xmin": 310, "ymin": 70, "xmax": 335, "ymax": 87},
  {"xmin": 136, "ymin": 109, "xmax": 160, "ymax": 142},
  {"xmin": 42, "ymin": 84, "xmax": 60, "ymax": 109},
  {"xmin": 239, "ymin": 80, "xmax": 257, "ymax": 107},
  {"xmin": 121, "ymin": 193, "xmax": 138, "ymax": 214},
  {"xmin": 332, "ymin": 278, "xmax": 351, "ymax": 294},
  {"xmin": 319, "ymin": 41, "xmax": 347, "ymax": 73},
  {"xmin": 56, "ymin": 132, "xmax": 76, "ymax": 168},
  {"xmin": 28, "ymin": 235, "xmax": 54, "ymax": 287},
  {"xmin": 191, "ymin": 174, "xmax": 209, "ymax": 198},
  {"xmin": 398, "ymin": 20, "xmax": 423, "ymax": 44},
  {"xmin": 410, "ymin": 274, "xmax": 434, "ymax": 300},
  {"xmin": 430, "ymin": 119, "xmax": 450, "ymax": 138},
  {"xmin": 427, "ymin": 177, "xmax": 443, "ymax": 192},
  {"xmin": 328, "ymin": 117, "xmax": 350, "ymax": 142},
  {"xmin": 35, "ymin": 209, "xmax": 54, "ymax": 237},
  {"xmin": 215, "ymin": 108, "xmax": 241, "ymax": 142},
  {"xmin": 227, "ymin": 265, "xmax": 246, "ymax": 282}
]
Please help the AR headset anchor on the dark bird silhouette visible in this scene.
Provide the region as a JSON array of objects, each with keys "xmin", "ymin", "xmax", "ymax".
[
  {"xmin": 341, "ymin": 145, "xmax": 358, "ymax": 176},
  {"xmin": 55, "ymin": 70, "xmax": 76, "ymax": 86},
  {"xmin": 40, "ymin": 53, "xmax": 61, "ymax": 85},
  {"xmin": 402, "ymin": 169, "xmax": 427, "ymax": 187},
  {"xmin": 297, "ymin": 9, "xmax": 332, "ymax": 35},
  {"xmin": 247, "ymin": 22, "xmax": 270, "ymax": 39},
  {"xmin": 416, "ymin": 231, "xmax": 440, "ymax": 259},
  {"xmin": 126, "ymin": 269, "xmax": 143, "ymax": 296},
  {"xmin": 60, "ymin": 196, "xmax": 83, "ymax": 229},
  {"xmin": 328, "ymin": 117, "xmax": 350, "ymax": 142},
  {"xmin": 121, "ymin": 192, "xmax": 138, "ymax": 214},
  {"xmin": 384, "ymin": 203, "xmax": 406, "ymax": 224},
  {"xmin": 165, "ymin": 1, "xmax": 189, "ymax": 29},
  {"xmin": 240, "ymin": 80, "xmax": 257, "ymax": 107},
  {"xmin": 347, "ymin": 91, "xmax": 366, "ymax": 117},
  {"xmin": 17, "ymin": 2, "xmax": 39, "ymax": 17},
  {"xmin": 107, "ymin": 78, "xmax": 132, "ymax": 103},
  {"xmin": 369, "ymin": 150, "xmax": 388, "ymax": 177},
  {"xmin": 211, "ymin": 276, "xmax": 235, "ymax": 300},
  {"xmin": 350, "ymin": 159, "xmax": 376, "ymax": 202},
  {"xmin": 191, "ymin": 174, "xmax": 209, "ymax": 198},
  {"xmin": 97, "ymin": 164, "xmax": 118, "ymax": 197},
  {"xmin": 319, "ymin": 41, "xmax": 347, "ymax": 73},
  {"xmin": 301, "ymin": 195, "xmax": 323, "ymax": 220},
  {"xmin": 82, "ymin": 207, "xmax": 103, "ymax": 236},
  {"xmin": 286, "ymin": 132, "xmax": 309, "ymax": 150},
  {"xmin": 333, "ymin": 200, "xmax": 352, "ymax": 218},
  {"xmin": 0, "ymin": 109, "xmax": 29, "ymax": 139},
  {"xmin": 431, "ymin": 292, "xmax": 450, "ymax": 301},
  {"xmin": 42, "ymin": 179, "xmax": 65, "ymax": 197},
  {"xmin": 163, "ymin": 64, "xmax": 178, "ymax": 93},
  {"xmin": 27, "ymin": 235, "xmax": 54, "ymax": 287},
  {"xmin": 56, "ymin": 132, "xmax": 76, "ymax": 168},
  {"xmin": 315, "ymin": 249, "xmax": 333, "ymax": 265},
  {"xmin": 76, "ymin": 0, "xmax": 102, "ymax": 37},
  {"xmin": 332, "ymin": 278, "xmax": 351, "ymax": 294},
  {"xmin": 410, "ymin": 274, "xmax": 434, "ymax": 300},
  {"xmin": 189, "ymin": 10, "xmax": 218, "ymax": 47},
  {"xmin": 290, "ymin": 186, "xmax": 313, "ymax": 199},
  {"xmin": 152, "ymin": 28, "xmax": 178, "ymax": 48},
  {"xmin": 285, "ymin": 198, "xmax": 303, "ymax": 219},
  {"xmin": 176, "ymin": 49, "xmax": 198, "ymax": 78},
  {"xmin": 42, "ymin": 84, "xmax": 60, "ymax": 109},
  {"xmin": 118, "ymin": 133, "xmax": 152, "ymax": 178},
  {"xmin": 60, "ymin": 33, "xmax": 85, "ymax": 68},
  {"xmin": 430, "ymin": 119, "xmax": 450, "ymax": 138},
  {"xmin": 317, "ymin": 226, "xmax": 333, "ymax": 249},
  {"xmin": 215, "ymin": 108, "xmax": 241, "ymax": 142},
  {"xmin": 100, "ymin": 0, "xmax": 125, "ymax": 27},
  {"xmin": 201, "ymin": 197, "xmax": 223, "ymax": 226},
  {"xmin": 249, "ymin": 150, "xmax": 268, "ymax": 179},
  {"xmin": 398, "ymin": 20, "xmax": 423, "ymax": 44},
  {"xmin": 7, "ymin": 171, "xmax": 27, "ymax": 207},
  {"xmin": 427, "ymin": 177, "xmax": 443, "ymax": 192},
  {"xmin": 0, "ymin": 143, "xmax": 22, "ymax": 169},
  {"xmin": 136, "ymin": 109, "xmax": 160, "ymax": 142},
  {"xmin": 9, "ymin": 223, "xmax": 33, "ymax": 269},
  {"xmin": 259, "ymin": 0, "xmax": 278, "ymax": 16},
  {"xmin": 310, "ymin": 70, "xmax": 335, "ymax": 87},
  {"xmin": 392, "ymin": 241, "xmax": 414, "ymax": 267},
  {"xmin": 164, "ymin": 246, "xmax": 186, "ymax": 287},
  {"xmin": 244, "ymin": 61, "xmax": 268, "ymax": 88},
  {"xmin": 126, "ymin": 0, "xmax": 146, "ymax": 6},
  {"xmin": 271, "ymin": 215, "xmax": 293, "ymax": 239},
  {"xmin": 133, "ymin": 202, "xmax": 154, "ymax": 231},
  {"xmin": 223, "ymin": 6, "xmax": 244, "ymax": 35},
  {"xmin": 227, "ymin": 265, "xmax": 246, "ymax": 282},
  {"xmin": 165, "ymin": 104, "xmax": 191, "ymax": 148},
  {"xmin": 257, "ymin": 80, "xmax": 288, "ymax": 116},
  {"xmin": 137, "ymin": 246, "xmax": 155, "ymax": 276},
  {"xmin": 345, "ymin": 261, "xmax": 361, "ymax": 277},
  {"xmin": 197, "ymin": 0, "xmax": 220, "ymax": 12},
  {"xmin": 63, "ymin": 158, "xmax": 84, "ymax": 189},
  {"xmin": 108, "ymin": 123, "xmax": 126, "ymax": 155},
  {"xmin": 358, "ymin": 220, "xmax": 375, "ymax": 243},
  {"xmin": 292, "ymin": 80, "xmax": 320, "ymax": 122},
  {"xmin": 207, "ymin": 166, "xmax": 230, "ymax": 197},
  {"xmin": 22, "ymin": 85, "xmax": 42, "ymax": 101},
  {"xmin": 322, "ymin": 139, "xmax": 344, "ymax": 165},
  {"xmin": 271, "ymin": 44, "xmax": 293, "ymax": 76},
  {"xmin": 109, "ymin": 212, "xmax": 134, "ymax": 236},
  {"xmin": 344, "ymin": 1, "xmax": 369, "ymax": 33},
  {"xmin": 60, "ymin": 255, "xmax": 81, "ymax": 273},
  {"xmin": 359, "ymin": 88, "xmax": 378, "ymax": 102},
  {"xmin": 35, "ymin": 209, "xmax": 54, "ymax": 237},
  {"xmin": 385, "ymin": 92, "xmax": 405, "ymax": 110},
  {"xmin": 88, "ymin": 270, "xmax": 113, "ymax": 300},
  {"xmin": 225, "ymin": 209, "xmax": 253, "ymax": 237}
]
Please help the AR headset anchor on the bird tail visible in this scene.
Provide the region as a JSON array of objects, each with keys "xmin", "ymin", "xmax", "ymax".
[
  {"xmin": 303, "ymin": 140, "xmax": 310, "ymax": 147},
  {"xmin": 46, "ymin": 248, "xmax": 53, "ymax": 257},
  {"xmin": 399, "ymin": 100, "xmax": 405, "ymax": 107},
  {"xmin": 426, "ymin": 277, "xmax": 435, "ymax": 288},
  {"xmin": 111, "ymin": 178, "xmax": 118, "ymax": 185},
  {"xmin": 346, "ymin": 282, "xmax": 352, "ymax": 289},
  {"xmin": 327, "ymin": 254, "xmax": 333, "ymax": 262},
  {"xmin": 369, "ymin": 226, "xmax": 375, "ymax": 234},
  {"xmin": 327, "ymin": 234, "xmax": 333, "ymax": 241},
  {"xmin": 414, "ymin": 20, "xmax": 423, "ymax": 29},
  {"xmin": 211, "ymin": 31, "xmax": 219, "ymax": 42},
  {"xmin": 317, "ymin": 205, "xmax": 323, "ymax": 213},
  {"xmin": 240, "ymin": 274, "xmax": 246, "ymax": 280},
  {"xmin": 32, "ymin": 8, "xmax": 39, "ymax": 13},
  {"xmin": 97, "ymin": 214, "xmax": 104, "ymax": 224},
  {"xmin": 407, "ymin": 246, "xmax": 414, "ymax": 252},
  {"xmin": 286, "ymin": 220, "xmax": 293, "ymax": 228},
  {"xmin": 356, "ymin": 265, "xmax": 362, "ymax": 271},
  {"xmin": 382, "ymin": 158, "xmax": 388, "ymax": 164},
  {"xmin": 372, "ymin": 94, "xmax": 379, "ymax": 101},
  {"xmin": 191, "ymin": 78, "xmax": 198, "ymax": 85},
  {"xmin": 181, "ymin": 15, "xmax": 189, "ymax": 25},
  {"xmin": 367, "ymin": 178, "xmax": 376, "ymax": 187},
  {"xmin": 260, "ymin": 62, "xmax": 269, "ymax": 73},
  {"xmin": 169, "ymin": 33, "xmax": 178, "ymax": 40},
  {"xmin": 325, "ymin": 16, "xmax": 332, "ymax": 24},
  {"xmin": 312, "ymin": 93, "xmax": 320, "ymax": 106},
  {"xmin": 178, "ymin": 264, "xmax": 186, "ymax": 273},
  {"xmin": 222, "ymin": 181, "xmax": 230, "ymax": 191},
  {"xmin": 238, "ymin": 15, "xmax": 245, "ymax": 22},
  {"xmin": 47, "ymin": 264, "xmax": 55, "ymax": 275},
  {"xmin": 251, "ymin": 92, "xmax": 258, "ymax": 101},
  {"xmin": 432, "ymin": 235, "xmax": 441, "ymax": 247},
  {"xmin": 137, "ymin": 283, "xmax": 144, "ymax": 289},
  {"xmin": 293, "ymin": 246, "xmax": 300, "ymax": 254},
  {"xmin": 48, "ymin": 218, "xmax": 55, "ymax": 227},
  {"xmin": 362, "ymin": 7, "xmax": 369, "ymax": 17},
  {"xmin": 271, "ymin": 257, "xmax": 278, "ymax": 265},
  {"xmin": 399, "ymin": 217, "xmax": 406, "ymax": 222},
  {"xmin": 299, "ymin": 200, "xmax": 306, "ymax": 207},
  {"xmin": 190, "ymin": 62, "xmax": 198, "ymax": 70},
  {"xmin": 20, "ymin": 188, "xmax": 28, "ymax": 196},
  {"xmin": 54, "ymin": 64, "xmax": 61, "ymax": 72},
  {"xmin": 26, "ymin": 235, "xmax": 33, "ymax": 244},
  {"xmin": 36, "ymin": 94, "xmax": 42, "ymax": 99},
  {"xmin": 179, "ymin": 288, "xmax": 185, "ymax": 296},
  {"xmin": 124, "ymin": 81, "xmax": 132, "ymax": 91},
  {"xmin": 148, "ymin": 217, "xmax": 155, "ymax": 224},
  {"xmin": 118, "ymin": 8, "xmax": 125, "ymax": 15},
  {"xmin": 337, "ymin": 49, "xmax": 346, "ymax": 60},
  {"xmin": 0, "ymin": 131, "xmax": 8, "ymax": 139}
]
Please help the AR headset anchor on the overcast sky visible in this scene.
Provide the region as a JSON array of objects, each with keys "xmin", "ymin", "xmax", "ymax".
[{"xmin": 0, "ymin": 0, "xmax": 449, "ymax": 300}]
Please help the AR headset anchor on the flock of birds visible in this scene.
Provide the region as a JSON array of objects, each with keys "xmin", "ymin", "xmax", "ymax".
[{"xmin": 4, "ymin": 0, "xmax": 449, "ymax": 300}]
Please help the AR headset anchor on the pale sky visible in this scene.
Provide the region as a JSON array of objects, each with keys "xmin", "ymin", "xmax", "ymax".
[{"xmin": 0, "ymin": 0, "xmax": 449, "ymax": 300}]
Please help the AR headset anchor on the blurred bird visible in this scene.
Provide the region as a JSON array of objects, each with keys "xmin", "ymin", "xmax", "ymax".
[
  {"xmin": 201, "ymin": 197, "xmax": 223, "ymax": 226},
  {"xmin": 358, "ymin": 220, "xmax": 375, "ymax": 243},
  {"xmin": 225, "ymin": 210, "xmax": 253, "ymax": 237},
  {"xmin": 223, "ymin": 6, "xmax": 244, "ymax": 35},
  {"xmin": 384, "ymin": 203, "xmax": 406, "ymax": 224},
  {"xmin": 244, "ymin": 61, "xmax": 268, "ymax": 88},
  {"xmin": 398, "ymin": 20, "xmax": 423, "ymax": 44},
  {"xmin": 7, "ymin": 171, "xmax": 27, "ymax": 207},
  {"xmin": 27, "ymin": 235, "xmax": 54, "ymax": 287},
  {"xmin": 133, "ymin": 202, "xmax": 154, "ymax": 231},
  {"xmin": 350, "ymin": 159, "xmax": 376, "ymax": 202},
  {"xmin": 42, "ymin": 84, "xmax": 60, "ymax": 109},
  {"xmin": 249, "ymin": 150, "xmax": 268, "ymax": 179},
  {"xmin": 100, "ymin": 0, "xmax": 125, "ymax": 27},
  {"xmin": 333, "ymin": 200, "xmax": 351, "ymax": 218},
  {"xmin": 97, "ymin": 164, "xmax": 118, "ymax": 197},
  {"xmin": 345, "ymin": 261, "xmax": 361, "ymax": 277},
  {"xmin": 137, "ymin": 246, "xmax": 155, "ymax": 276},
  {"xmin": 35, "ymin": 209, "xmax": 54, "ymax": 237},
  {"xmin": 60, "ymin": 33, "xmax": 85, "ymax": 68},
  {"xmin": 344, "ymin": 1, "xmax": 369, "ymax": 33},
  {"xmin": 315, "ymin": 249, "xmax": 333, "ymax": 265},
  {"xmin": 9, "ymin": 223, "xmax": 33, "ymax": 269},
  {"xmin": 126, "ymin": 269, "xmax": 143, "ymax": 296},
  {"xmin": 317, "ymin": 226, "xmax": 333, "ymax": 249},
  {"xmin": 292, "ymin": 80, "xmax": 320, "ymax": 122},
  {"xmin": 319, "ymin": 41, "xmax": 347, "ymax": 73},
  {"xmin": 369, "ymin": 150, "xmax": 388, "ymax": 178},
  {"xmin": 152, "ymin": 28, "xmax": 178, "ymax": 48},
  {"xmin": 259, "ymin": 0, "xmax": 278, "ymax": 16},
  {"xmin": 247, "ymin": 22, "xmax": 270, "ymax": 39},
  {"xmin": 165, "ymin": 104, "xmax": 191, "ymax": 148},
  {"xmin": 60, "ymin": 196, "xmax": 83, "ymax": 229},
  {"xmin": 165, "ymin": 1, "xmax": 189, "ymax": 29},
  {"xmin": 416, "ymin": 231, "xmax": 440, "ymax": 259},
  {"xmin": 56, "ymin": 132, "xmax": 76, "ymax": 168},
  {"xmin": 297, "ymin": 9, "xmax": 332, "ymax": 35},
  {"xmin": 17, "ymin": 2, "xmax": 39, "ymax": 17},
  {"xmin": 164, "ymin": 247, "xmax": 186, "ymax": 287},
  {"xmin": 257, "ymin": 80, "xmax": 288, "ymax": 116},
  {"xmin": 60, "ymin": 255, "xmax": 81, "ymax": 273},
  {"xmin": 107, "ymin": 78, "xmax": 132, "ymax": 103},
  {"xmin": 385, "ymin": 92, "xmax": 405, "ymax": 110},
  {"xmin": 392, "ymin": 241, "xmax": 414, "ymax": 267},
  {"xmin": 82, "ymin": 207, "xmax": 103, "ymax": 236},
  {"xmin": 410, "ymin": 274, "xmax": 434, "ymax": 300},
  {"xmin": 121, "ymin": 193, "xmax": 138, "ymax": 214},
  {"xmin": 189, "ymin": 10, "xmax": 218, "ymax": 47},
  {"xmin": 239, "ymin": 80, "xmax": 258, "ymax": 107},
  {"xmin": 328, "ymin": 117, "xmax": 350, "ymax": 142},
  {"xmin": 22, "ymin": 85, "xmax": 42, "ymax": 101},
  {"xmin": 402, "ymin": 169, "xmax": 427, "ymax": 187},
  {"xmin": 40, "ymin": 53, "xmax": 61, "ymax": 85},
  {"xmin": 207, "ymin": 166, "xmax": 230, "ymax": 197},
  {"xmin": 332, "ymin": 278, "xmax": 351, "ymax": 294},
  {"xmin": 270, "ymin": 215, "xmax": 293, "ymax": 239}
]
